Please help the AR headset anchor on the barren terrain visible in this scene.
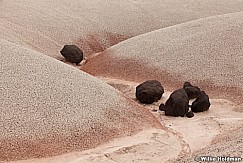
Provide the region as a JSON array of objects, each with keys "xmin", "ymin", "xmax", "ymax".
[{"xmin": 1, "ymin": 0, "xmax": 243, "ymax": 162}]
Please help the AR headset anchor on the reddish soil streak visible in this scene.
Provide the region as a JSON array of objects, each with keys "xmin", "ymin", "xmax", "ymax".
[
  {"xmin": 75, "ymin": 31, "xmax": 131, "ymax": 56},
  {"xmin": 0, "ymin": 124, "xmax": 117, "ymax": 161},
  {"xmin": 81, "ymin": 49, "xmax": 243, "ymax": 104},
  {"xmin": 0, "ymin": 100, "xmax": 161, "ymax": 162}
]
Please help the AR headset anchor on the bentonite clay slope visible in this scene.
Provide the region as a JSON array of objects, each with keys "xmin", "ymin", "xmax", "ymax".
[
  {"xmin": 1, "ymin": 0, "xmax": 243, "ymax": 58},
  {"xmin": 0, "ymin": 39, "xmax": 161, "ymax": 161},
  {"xmin": 81, "ymin": 12, "xmax": 243, "ymax": 102}
]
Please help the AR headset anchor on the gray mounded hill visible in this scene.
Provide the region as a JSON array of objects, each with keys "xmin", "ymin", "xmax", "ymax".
[
  {"xmin": 0, "ymin": 39, "xmax": 160, "ymax": 161},
  {"xmin": 81, "ymin": 12, "xmax": 243, "ymax": 102},
  {"xmin": 1, "ymin": 0, "xmax": 243, "ymax": 57}
]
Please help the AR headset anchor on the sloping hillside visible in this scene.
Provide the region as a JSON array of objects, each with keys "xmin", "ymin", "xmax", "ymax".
[
  {"xmin": 0, "ymin": 39, "xmax": 160, "ymax": 161},
  {"xmin": 82, "ymin": 12, "xmax": 243, "ymax": 102},
  {"xmin": 1, "ymin": 0, "xmax": 243, "ymax": 58},
  {"xmin": 1, "ymin": 1, "xmax": 243, "ymax": 162}
]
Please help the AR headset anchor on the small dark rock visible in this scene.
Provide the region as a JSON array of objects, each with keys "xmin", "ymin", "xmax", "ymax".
[
  {"xmin": 186, "ymin": 111, "xmax": 194, "ymax": 118},
  {"xmin": 191, "ymin": 91, "xmax": 211, "ymax": 112},
  {"xmin": 183, "ymin": 81, "xmax": 201, "ymax": 99},
  {"xmin": 183, "ymin": 81, "xmax": 192, "ymax": 88},
  {"xmin": 60, "ymin": 45, "xmax": 84, "ymax": 64},
  {"xmin": 136, "ymin": 80, "xmax": 164, "ymax": 104}
]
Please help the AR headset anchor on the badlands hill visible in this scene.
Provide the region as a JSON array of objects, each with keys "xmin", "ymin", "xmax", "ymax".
[
  {"xmin": 82, "ymin": 12, "xmax": 243, "ymax": 103},
  {"xmin": 0, "ymin": 39, "xmax": 160, "ymax": 161},
  {"xmin": 1, "ymin": 0, "xmax": 243, "ymax": 162},
  {"xmin": 1, "ymin": 0, "xmax": 243, "ymax": 58}
]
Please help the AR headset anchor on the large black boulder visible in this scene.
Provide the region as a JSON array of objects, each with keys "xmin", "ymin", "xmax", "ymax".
[
  {"xmin": 136, "ymin": 80, "xmax": 164, "ymax": 104},
  {"xmin": 60, "ymin": 45, "xmax": 84, "ymax": 64},
  {"xmin": 163, "ymin": 89, "xmax": 189, "ymax": 117},
  {"xmin": 191, "ymin": 91, "xmax": 210, "ymax": 112},
  {"xmin": 183, "ymin": 81, "xmax": 201, "ymax": 100}
]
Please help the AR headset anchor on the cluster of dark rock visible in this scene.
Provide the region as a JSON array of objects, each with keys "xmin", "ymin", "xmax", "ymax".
[
  {"xmin": 60, "ymin": 45, "xmax": 84, "ymax": 65},
  {"xmin": 59, "ymin": 45, "xmax": 210, "ymax": 118},
  {"xmin": 136, "ymin": 80, "xmax": 210, "ymax": 118}
]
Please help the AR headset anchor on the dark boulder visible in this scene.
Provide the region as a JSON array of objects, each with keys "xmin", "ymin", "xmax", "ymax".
[
  {"xmin": 164, "ymin": 89, "xmax": 189, "ymax": 117},
  {"xmin": 183, "ymin": 81, "xmax": 201, "ymax": 100},
  {"xmin": 60, "ymin": 45, "xmax": 84, "ymax": 64},
  {"xmin": 186, "ymin": 111, "xmax": 194, "ymax": 118},
  {"xmin": 191, "ymin": 91, "xmax": 210, "ymax": 112},
  {"xmin": 136, "ymin": 80, "xmax": 164, "ymax": 104}
]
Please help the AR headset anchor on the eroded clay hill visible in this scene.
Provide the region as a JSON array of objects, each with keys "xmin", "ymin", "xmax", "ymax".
[
  {"xmin": 0, "ymin": 39, "xmax": 161, "ymax": 161},
  {"xmin": 1, "ymin": 0, "xmax": 243, "ymax": 58},
  {"xmin": 81, "ymin": 12, "xmax": 243, "ymax": 103}
]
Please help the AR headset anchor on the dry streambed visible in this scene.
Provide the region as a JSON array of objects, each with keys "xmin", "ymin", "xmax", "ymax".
[
  {"xmin": 13, "ymin": 43, "xmax": 242, "ymax": 162},
  {"xmin": 12, "ymin": 77, "xmax": 242, "ymax": 163},
  {"xmin": 101, "ymin": 78, "xmax": 243, "ymax": 162}
]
